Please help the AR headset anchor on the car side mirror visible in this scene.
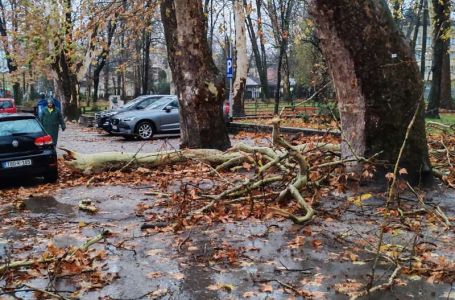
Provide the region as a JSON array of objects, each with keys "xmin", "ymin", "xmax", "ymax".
[{"xmin": 164, "ymin": 106, "xmax": 173, "ymax": 113}]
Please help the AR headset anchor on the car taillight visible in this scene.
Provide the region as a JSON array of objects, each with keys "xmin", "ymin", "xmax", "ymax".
[{"xmin": 35, "ymin": 135, "xmax": 53, "ymax": 146}]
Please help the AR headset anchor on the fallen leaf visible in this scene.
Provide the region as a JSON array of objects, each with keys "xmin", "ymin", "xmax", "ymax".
[
  {"xmin": 146, "ymin": 272, "xmax": 162, "ymax": 279},
  {"xmin": 242, "ymin": 291, "xmax": 256, "ymax": 298},
  {"xmin": 171, "ymin": 272, "xmax": 185, "ymax": 280},
  {"xmin": 259, "ymin": 283, "xmax": 273, "ymax": 293},
  {"xmin": 348, "ymin": 193, "xmax": 373, "ymax": 207},
  {"xmin": 145, "ymin": 249, "xmax": 163, "ymax": 256}
]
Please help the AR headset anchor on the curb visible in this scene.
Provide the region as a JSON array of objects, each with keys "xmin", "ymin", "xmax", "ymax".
[{"xmin": 228, "ymin": 122, "xmax": 340, "ymax": 136}]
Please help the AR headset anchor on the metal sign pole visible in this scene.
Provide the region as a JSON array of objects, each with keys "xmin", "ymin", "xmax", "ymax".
[{"xmin": 229, "ymin": 9, "xmax": 233, "ymax": 118}]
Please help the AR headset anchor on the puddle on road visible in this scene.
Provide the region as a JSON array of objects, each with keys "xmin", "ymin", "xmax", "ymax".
[{"xmin": 24, "ymin": 196, "xmax": 75, "ymax": 216}]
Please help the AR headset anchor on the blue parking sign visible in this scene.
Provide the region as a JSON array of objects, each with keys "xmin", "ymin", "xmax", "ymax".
[{"xmin": 226, "ymin": 58, "xmax": 233, "ymax": 78}]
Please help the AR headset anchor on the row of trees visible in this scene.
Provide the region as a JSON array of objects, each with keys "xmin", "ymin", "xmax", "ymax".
[
  {"xmin": 393, "ymin": 0, "xmax": 453, "ymax": 117},
  {"xmin": 161, "ymin": 0, "xmax": 433, "ymax": 181},
  {"xmin": 0, "ymin": 0, "xmax": 447, "ymax": 180}
]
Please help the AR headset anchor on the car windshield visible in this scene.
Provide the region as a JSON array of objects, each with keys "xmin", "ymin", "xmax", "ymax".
[
  {"xmin": 0, "ymin": 101, "xmax": 13, "ymax": 109},
  {"xmin": 146, "ymin": 98, "xmax": 174, "ymax": 110},
  {"xmin": 0, "ymin": 119, "xmax": 42, "ymax": 137},
  {"xmin": 122, "ymin": 96, "xmax": 148, "ymax": 109}
]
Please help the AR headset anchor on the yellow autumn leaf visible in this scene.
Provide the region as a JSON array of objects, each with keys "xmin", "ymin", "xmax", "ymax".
[{"xmin": 348, "ymin": 193, "xmax": 373, "ymax": 206}]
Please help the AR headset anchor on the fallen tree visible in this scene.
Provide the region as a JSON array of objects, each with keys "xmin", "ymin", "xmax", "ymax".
[{"xmin": 62, "ymin": 118, "xmax": 351, "ymax": 224}]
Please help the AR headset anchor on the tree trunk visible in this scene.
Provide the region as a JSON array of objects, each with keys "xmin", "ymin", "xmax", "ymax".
[
  {"xmin": 53, "ymin": 52, "xmax": 80, "ymax": 120},
  {"xmin": 161, "ymin": 0, "xmax": 231, "ymax": 150},
  {"xmin": 421, "ymin": 0, "xmax": 429, "ymax": 79},
  {"xmin": 232, "ymin": 0, "xmax": 247, "ymax": 117},
  {"xmin": 440, "ymin": 46, "xmax": 453, "ymax": 109},
  {"xmin": 410, "ymin": 0, "xmax": 424, "ymax": 52},
  {"xmin": 426, "ymin": 0, "xmax": 450, "ymax": 118},
  {"xmin": 282, "ymin": 53, "xmax": 291, "ymax": 101},
  {"xmin": 274, "ymin": 43, "xmax": 285, "ymax": 114},
  {"xmin": 93, "ymin": 21, "xmax": 116, "ymax": 102},
  {"xmin": 308, "ymin": 0, "xmax": 431, "ymax": 181},
  {"xmin": 257, "ymin": 0, "xmax": 269, "ymax": 100},
  {"xmin": 104, "ymin": 64, "xmax": 110, "ymax": 99},
  {"xmin": 245, "ymin": 0, "xmax": 269, "ymax": 100},
  {"xmin": 142, "ymin": 30, "xmax": 151, "ymax": 95},
  {"xmin": 93, "ymin": 72, "xmax": 100, "ymax": 102}
]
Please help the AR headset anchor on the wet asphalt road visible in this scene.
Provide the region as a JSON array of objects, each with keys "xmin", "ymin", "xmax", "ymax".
[
  {"xmin": 57, "ymin": 123, "xmax": 181, "ymax": 155},
  {"xmin": 1, "ymin": 124, "xmax": 454, "ymax": 299}
]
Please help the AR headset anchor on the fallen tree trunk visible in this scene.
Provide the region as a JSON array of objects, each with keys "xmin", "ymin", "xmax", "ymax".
[
  {"xmin": 62, "ymin": 148, "xmax": 244, "ymax": 174},
  {"xmin": 62, "ymin": 143, "xmax": 340, "ymax": 174}
]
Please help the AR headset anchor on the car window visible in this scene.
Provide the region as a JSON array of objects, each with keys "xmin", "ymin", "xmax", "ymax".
[
  {"xmin": 0, "ymin": 119, "xmax": 42, "ymax": 137},
  {"xmin": 123, "ymin": 96, "xmax": 148, "ymax": 109},
  {"xmin": 168, "ymin": 99, "xmax": 179, "ymax": 108},
  {"xmin": 137, "ymin": 97, "xmax": 158, "ymax": 109},
  {"xmin": 0, "ymin": 101, "xmax": 12, "ymax": 109},
  {"xmin": 146, "ymin": 98, "xmax": 174, "ymax": 110}
]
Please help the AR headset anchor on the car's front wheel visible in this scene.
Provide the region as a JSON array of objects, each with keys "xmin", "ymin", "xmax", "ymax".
[
  {"xmin": 136, "ymin": 121, "xmax": 154, "ymax": 140},
  {"xmin": 43, "ymin": 167, "xmax": 58, "ymax": 183}
]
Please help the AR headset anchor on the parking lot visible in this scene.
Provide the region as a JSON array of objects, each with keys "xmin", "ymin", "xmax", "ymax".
[{"xmin": 57, "ymin": 122, "xmax": 181, "ymax": 155}]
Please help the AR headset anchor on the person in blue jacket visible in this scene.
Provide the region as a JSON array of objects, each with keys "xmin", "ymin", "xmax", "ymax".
[{"xmin": 37, "ymin": 93, "xmax": 62, "ymax": 119}]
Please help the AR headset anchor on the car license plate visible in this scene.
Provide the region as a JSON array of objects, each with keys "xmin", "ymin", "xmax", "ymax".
[
  {"xmin": 112, "ymin": 125, "xmax": 118, "ymax": 130},
  {"xmin": 2, "ymin": 159, "xmax": 32, "ymax": 169}
]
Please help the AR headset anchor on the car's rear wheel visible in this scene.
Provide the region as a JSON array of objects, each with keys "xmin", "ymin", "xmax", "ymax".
[
  {"xmin": 43, "ymin": 167, "xmax": 58, "ymax": 183},
  {"xmin": 136, "ymin": 121, "xmax": 154, "ymax": 140}
]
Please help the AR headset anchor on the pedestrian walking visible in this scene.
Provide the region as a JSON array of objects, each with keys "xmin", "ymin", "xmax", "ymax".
[
  {"xmin": 36, "ymin": 93, "xmax": 62, "ymax": 119},
  {"xmin": 40, "ymin": 99, "xmax": 66, "ymax": 145}
]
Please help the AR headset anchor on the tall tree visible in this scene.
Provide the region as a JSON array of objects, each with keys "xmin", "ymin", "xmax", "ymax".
[
  {"xmin": 266, "ymin": 0, "xmax": 295, "ymax": 114},
  {"xmin": 93, "ymin": 20, "xmax": 117, "ymax": 102},
  {"xmin": 440, "ymin": 47, "xmax": 453, "ymax": 109},
  {"xmin": 161, "ymin": 0, "xmax": 231, "ymax": 150},
  {"xmin": 410, "ymin": 0, "xmax": 424, "ymax": 52},
  {"xmin": 426, "ymin": 0, "xmax": 450, "ymax": 118},
  {"xmin": 0, "ymin": 0, "xmax": 20, "ymax": 103},
  {"xmin": 308, "ymin": 0, "xmax": 431, "ymax": 180},
  {"xmin": 232, "ymin": 0, "xmax": 247, "ymax": 117},
  {"xmin": 420, "ymin": 0, "xmax": 428, "ymax": 78},
  {"xmin": 245, "ymin": 0, "xmax": 269, "ymax": 100}
]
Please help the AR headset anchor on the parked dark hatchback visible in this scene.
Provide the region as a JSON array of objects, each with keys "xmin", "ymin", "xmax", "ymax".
[{"xmin": 0, "ymin": 113, "xmax": 58, "ymax": 183}]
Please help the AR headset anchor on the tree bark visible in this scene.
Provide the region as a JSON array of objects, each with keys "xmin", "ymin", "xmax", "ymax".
[
  {"xmin": 161, "ymin": 0, "xmax": 231, "ymax": 150},
  {"xmin": 426, "ymin": 0, "xmax": 450, "ymax": 118},
  {"xmin": 104, "ymin": 64, "xmax": 110, "ymax": 99},
  {"xmin": 282, "ymin": 53, "xmax": 291, "ymax": 101},
  {"xmin": 274, "ymin": 43, "xmax": 285, "ymax": 114},
  {"xmin": 232, "ymin": 0, "xmax": 247, "ymax": 117},
  {"xmin": 142, "ymin": 30, "xmax": 152, "ymax": 95},
  {"xmin": 410, "ymin": 0, "xmax": 424, "ymax": 52},
  {"xmin": 440, "ymin": 46, "xmax": 453, "ymax": 109},
  {"xmin": 93, "ymin": 21, "xmax": 116, "ymax": 102},
  {"xmin": 308, "ymin": 0, "xmax": 431, "ymax": 181},
  {"xmin": 245, "ymin": 0, "xmax": 269, "ymax": 100},
  {"xmin": 52, "ymin": 52, "xmax": 80, "ymax": 120},
  {"xmin": 420, "ymin": 0, "xmax": 429, "ymax": 79}
]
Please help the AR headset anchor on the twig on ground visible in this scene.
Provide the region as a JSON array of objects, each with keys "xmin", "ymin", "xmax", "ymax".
[
  {"xmin": 22, "ymin": 283, "xmax": 71, "ymax": 300},
  {"xmin": 0, "ymin": 231, "xmax": 109, "ymax": 273},
  {"xmin": 178, "ymin": 229, "xmax": 193, "ymax": 252},
  {"xmin": 371, "ymin": 101, "xmax": 422, "ymax": 287},
  {"xmin": 349, "ymin": 265, "xmax": 402, "ymax": 300}
]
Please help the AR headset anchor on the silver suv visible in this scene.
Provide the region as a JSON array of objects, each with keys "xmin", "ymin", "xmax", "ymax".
[{"xmin": 110, "ymin": 96, "xmax": 179, "ymax": 140}]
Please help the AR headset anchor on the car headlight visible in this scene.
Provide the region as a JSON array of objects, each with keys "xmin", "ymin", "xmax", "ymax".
[{"xmin": 122, "ymin": 117, "xmax": 136, "ymax": 122}]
